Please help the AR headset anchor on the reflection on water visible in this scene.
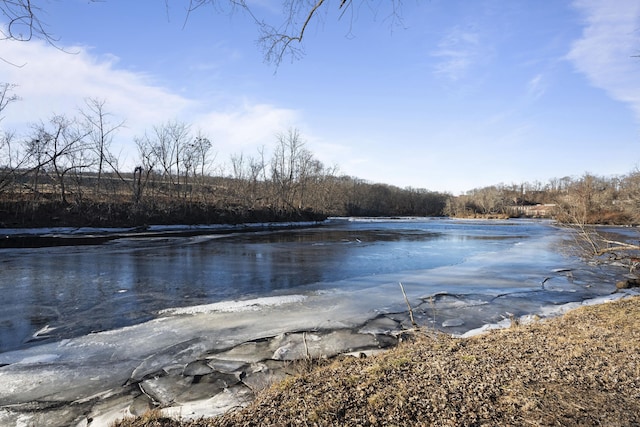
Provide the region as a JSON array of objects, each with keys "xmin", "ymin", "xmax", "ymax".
[{"xmin": 0, "ymin": 218, "xmax": 619, "ymax": 353}]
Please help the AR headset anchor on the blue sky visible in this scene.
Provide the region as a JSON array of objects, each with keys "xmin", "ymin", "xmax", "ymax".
[{"xmin": 1, "ymin": 0, "xmax": 640, "ymax": 193}]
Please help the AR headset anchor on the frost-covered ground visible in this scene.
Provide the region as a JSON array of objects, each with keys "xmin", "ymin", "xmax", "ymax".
[{"xmin": 0, "ymin": 218, "xmax": 631, "ymax": 426}]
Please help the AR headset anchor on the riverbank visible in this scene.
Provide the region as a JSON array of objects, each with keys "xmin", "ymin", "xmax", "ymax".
[
  {"xmin": 0, "ymin": 198, "xmax": 327, "ymax": 229},
  {"xmin": 115, "ymin": 294, "xmax": 640, "ymax": 427}
]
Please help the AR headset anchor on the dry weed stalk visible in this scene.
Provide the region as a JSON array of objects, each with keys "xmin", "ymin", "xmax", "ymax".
[{"xmin": 399, "ymin": 282, "xmax": 418, "ymax": 329}]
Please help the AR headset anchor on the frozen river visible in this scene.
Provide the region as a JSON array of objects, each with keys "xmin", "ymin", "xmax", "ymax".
[{"xmin": 0, "ymin": 218, "xmax": 630, "ymax": 426}]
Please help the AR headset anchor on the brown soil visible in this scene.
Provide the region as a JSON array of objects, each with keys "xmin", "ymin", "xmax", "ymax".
[{"xmin": 114, "ymin": 296, "xmax": 640, "ymax": 427}]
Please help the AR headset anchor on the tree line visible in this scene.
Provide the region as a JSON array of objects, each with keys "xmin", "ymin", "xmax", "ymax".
[
  {"xmin": 2, "ymin": 85, "xmax": 640, "ymax": 228},
  {"xmin": 445, "ymin": 173, "xmax": 640, "ymax": 225},
  {"xmin": 0, "ymin": 92, "xmax": 448, "ymax": 227}
]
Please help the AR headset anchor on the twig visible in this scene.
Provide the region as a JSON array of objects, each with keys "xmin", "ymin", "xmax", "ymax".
[
  {"xmin": 429, "ymin": 295, "xmax": 436, "ymax": 327},
  {"xmin": 302, "ymin": 331, "xmax": 310, "ymax": 360},
  {"xmin": 399, "ymin": 282, "xmax": 418, "ymax": 328}
]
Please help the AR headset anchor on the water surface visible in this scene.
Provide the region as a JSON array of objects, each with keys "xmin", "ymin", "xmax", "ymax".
[{"xmin": 0, "ymin": 218, "xmax": 622, "ymax": 354}]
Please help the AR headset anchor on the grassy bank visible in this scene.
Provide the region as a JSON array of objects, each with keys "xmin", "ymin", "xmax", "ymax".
[{"xmin": 115, "ymin": 295, "xmax": 640, "ymax": 427}]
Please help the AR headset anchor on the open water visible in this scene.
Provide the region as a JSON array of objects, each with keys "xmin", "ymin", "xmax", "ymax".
[{"xmin": 0, "ymin": 217, "xmax": 624, "ymax": 354}]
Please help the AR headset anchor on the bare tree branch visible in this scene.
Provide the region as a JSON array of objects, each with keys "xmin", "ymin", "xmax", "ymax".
[
  {"xmin": 0, "ymin": 0, "xmax": 100, "ymax": 65},
  {"xmin": 2, "ymin": 1, "xmax": 405, "ymax": 66},
  {"xmin": 259, "ymin": 0, "xmax": 325, "ymax": 65},
  {"xmin": 0, "ymin": 82, "xmax": 19, "ymax": 119},
  {"xmin": 175, "ymin": 1, "xmax": 404, "ymax": 66},
  {"xmin": 1, "ymin": 0, "xmax": 56, "ymax": 44},
  {"xmin": 595, "ymin": 240, "xmax": 640, "ymax": 257}
]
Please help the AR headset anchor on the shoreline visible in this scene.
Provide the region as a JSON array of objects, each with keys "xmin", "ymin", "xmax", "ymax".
[
  {"xmin": 3, "ymin": 289, "xmax": 637, "ymax": 427},
  {"xmin": 119, "ymin": 291, "xmax": 640, "ymax": 427}
]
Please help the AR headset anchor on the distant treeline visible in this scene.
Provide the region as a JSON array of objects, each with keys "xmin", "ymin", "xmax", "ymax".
[
  {"xmin": 0, "ymin": 96, "xmax": 638, "ymax": 227},
  {"xmin": 0, "ymin": 169, "xmax": 449, "ymax": 227},
  {"xmin": 0, "ymin": 114, "xmax": 448, "ymax": 227},
  {"xmin": 446, "ymin": 172, "xmax": 640, "ymax": 225}
]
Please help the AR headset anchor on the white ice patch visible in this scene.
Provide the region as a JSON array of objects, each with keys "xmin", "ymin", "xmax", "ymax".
[
  {"xmin": 458, "ymin": 291, "xmax": 640, "ymax": 338},
  {"xmin": 32, "ymin": 324, "xmax": 57, "ymax": 338},
  {"xmin": 16, "ymin": 353, "xmax": 60, "ymax": 364},
  {"xmin": 158, "ymin": 295, "xmax": 307, "ymax": 315},
  {"xmin": 442, "ymin": 318, "xmax": 465, "ymax": 327}
]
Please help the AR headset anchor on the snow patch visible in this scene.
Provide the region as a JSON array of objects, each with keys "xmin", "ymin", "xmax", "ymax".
[
  {"xmin": 16, "ymin": 354, "xmax": 60, "ymax": 364},
  {"xmin": 442, "ymin": 318, "xmax": 465, "ymax": 327},
  {"xmin": 158, "ymin": 295, "xmax": 307, "ymax": 315},
  {"xmin": 32, "ymin": 324, "xmax": 57, "ymax": 338},
  {"xmin": 458, "ymin": 290, "xmax": 640, "ymax": 338}
]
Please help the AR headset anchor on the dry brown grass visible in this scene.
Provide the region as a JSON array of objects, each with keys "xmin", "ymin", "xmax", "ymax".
[{"xmin": 114, "ymin": 296, "xmax": 640, "ymax": 427}]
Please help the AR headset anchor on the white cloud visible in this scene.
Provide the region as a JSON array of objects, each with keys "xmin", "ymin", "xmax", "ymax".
[
  {"xmin": 431, "ymin": 26, "xmax": 481, "ymax": 81},
  {"xmin": 526, "ymin": 73, "xmax": 546, "ymax": 100},
  {"xmin": 0, "ymin": 38, "xmax": 194, "ymax": 151},
  {"xmin": 567, "ymin": 0, "xmax": 640, "ymax": 119},
  {"xmin": 193, "ymin": 101, "xmax": 300, "ymax": 169},
  {"xmin": 0, "ymin": 39, "xmax": 301, "ymax": 169}
]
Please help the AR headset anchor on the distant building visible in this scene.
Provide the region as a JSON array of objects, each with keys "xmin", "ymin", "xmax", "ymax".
[{"xmin": 510, "ymin": 204, "xmax": 556, "ymax": 218}]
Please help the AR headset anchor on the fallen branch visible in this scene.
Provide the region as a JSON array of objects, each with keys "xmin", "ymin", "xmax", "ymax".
[{"xmin": 595, "ymin": 240, "xmax": 640, "ymax": 257}]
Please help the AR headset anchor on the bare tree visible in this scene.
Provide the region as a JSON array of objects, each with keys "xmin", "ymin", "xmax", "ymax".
[
  {"xmin": 181, "ymin": 132, "xmax": 213, "ymax": 199},
  {"xmin": 192, "ymin": 132, "xmax": 214, "ymax": 182},
  {"xmin": 25, "ymin": 115, "xmax": 92, "ymax": 203},
  {"xmin": 0, "ymin": 129, "xmax": 23, "ymax": 193},
  {"xmin": 553, "ymin": 173, "xmax": 616, "ymax": 225},
  {"xmin": 247, "ymin": 152, "xmax": 267, "ymax": 208},
  {"xmin": 134, "ymin": 135, "xmax": 159, "ymax": 202},
  {"xmin": 0, "ymin": 82, "xmax": 18, "ymax": 115},
  {"xmin": 136, "ymin": 121, "xmax": 186, "ymax": 197},
  {"xmin": 135, "ymin": 121, "xmax": 213, "ymax": 202},
  {"xmin": 80, "ymin": 98, "xmax": 125, "ymax": 194},
  {"xmin": 270, "ymin": 127, "xmax": 312, "ymax": 210},
  {"xmin": 228, "ymin": 150, "xmax": 270, "ymax": 209},
  {"xmin": 0, "ymin": 82, "xmax": 22, "ymax": 192}
]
